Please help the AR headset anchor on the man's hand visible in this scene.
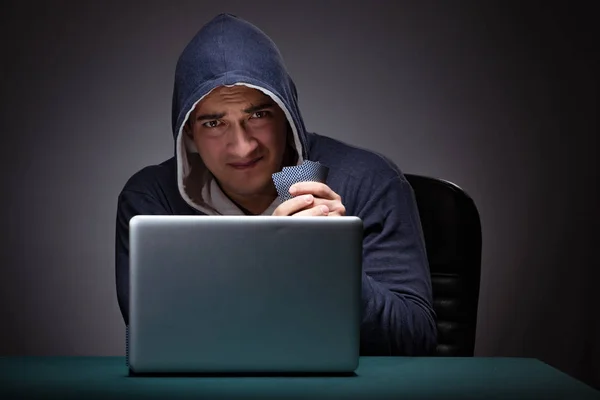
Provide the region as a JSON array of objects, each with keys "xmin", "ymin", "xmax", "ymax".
[{"xmin": 272, "ymin": 182, "xmax": 346, "ymax": 217}]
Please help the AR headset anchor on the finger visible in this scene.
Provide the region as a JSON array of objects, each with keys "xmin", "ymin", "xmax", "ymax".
[
  {"xmin": 311, "ymin": 198, "xmax": 346, "ymax": 217},
  {"xmin": 289, "ymin": 181, "xmax": 339, "ymax": 200},
  {"xmin": 324, "ymin": 206, "xmax": 346, "ymax": 217},
  {"xmin": 326, "ymin": 209, "xmax": 345, "ymax": 217},
  {"xmin": 291, "ymin": 204, "xmax": 329, "ymax": 217},
  {"xmin": 272, "ymin": 194, "xmax": 314, "ymax": 216}
]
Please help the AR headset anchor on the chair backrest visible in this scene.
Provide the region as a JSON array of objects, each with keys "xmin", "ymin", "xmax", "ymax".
[{"xmin": 404, "ymin": 174, "xmax": 482, "ymax": 357}]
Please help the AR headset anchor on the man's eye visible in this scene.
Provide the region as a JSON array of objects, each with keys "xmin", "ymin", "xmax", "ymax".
[
  {"xmin": 251, "ymin": 111, "xmax": 268, "ymax": 118},
  {"xmin": 202, "ymin": 120, "xmax": 221, "ymax": 128}
]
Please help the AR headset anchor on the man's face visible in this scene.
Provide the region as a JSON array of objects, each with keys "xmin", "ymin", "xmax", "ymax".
[{"xmin": 186, "ymin": 85, "xmax": 289, "ymax": 199}]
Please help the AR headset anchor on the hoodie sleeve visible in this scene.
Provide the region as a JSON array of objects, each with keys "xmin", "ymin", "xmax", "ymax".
[
  {"xmin": 115, "ymin": 189, "xmax": 170, "ymax": 326},
  {"xmin": 356, "ymin": 173, "xmax": 437, "ymax": 356}
]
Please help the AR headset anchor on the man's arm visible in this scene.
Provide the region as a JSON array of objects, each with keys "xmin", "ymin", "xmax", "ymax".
[
  {"xmin": 115, "ymin": 189, "xmax": 170, "ymax": 326},
  {"xmin": 357, "ymin": 175, "xmax": 437, "ymax": 356}
]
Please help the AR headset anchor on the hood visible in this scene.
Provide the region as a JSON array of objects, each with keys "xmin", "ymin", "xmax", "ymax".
[{"xmin": 171, "ymin": 13, "xmax": 308, "ymax": 215}]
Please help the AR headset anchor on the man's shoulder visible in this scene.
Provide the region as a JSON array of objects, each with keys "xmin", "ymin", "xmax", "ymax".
[
  {"xmin": 117, "ymin": 157, "xmax": 197, "ymax": 216},
  {"xmin": 120, "ymin": 157, "xmax": 177, "ymax": 195},
  {"xmin": 306, "ymin": 132, "xmax": 403, "ymax": 181}
]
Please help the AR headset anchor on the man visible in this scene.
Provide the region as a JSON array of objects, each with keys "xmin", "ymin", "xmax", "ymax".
[{"xmin": 115, "ymin": 13, "xmax": 437, "ymax": 356}]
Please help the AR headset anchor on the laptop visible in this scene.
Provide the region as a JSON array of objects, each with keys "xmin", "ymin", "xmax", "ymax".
[{"xmin": 127, "ymin": 215, "xmax": 363, "ymax": 375}]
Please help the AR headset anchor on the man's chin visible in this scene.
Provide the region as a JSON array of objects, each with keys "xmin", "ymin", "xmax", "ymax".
[{"xmin": 222, "ymin": 180, "xmax": 276, "ymax": 199}]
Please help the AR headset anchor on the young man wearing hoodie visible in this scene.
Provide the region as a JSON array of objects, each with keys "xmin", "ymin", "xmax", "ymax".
[{"xmin": 115, "ymin": 13, "xmax": 437, "ymax": 356}]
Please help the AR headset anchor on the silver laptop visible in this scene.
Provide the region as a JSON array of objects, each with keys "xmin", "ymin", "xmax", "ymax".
[{"xmin": 127, "ymin": 215, "xmax": 363, "ymax": 375}]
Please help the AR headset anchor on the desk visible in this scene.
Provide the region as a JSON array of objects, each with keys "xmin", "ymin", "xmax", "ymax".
[{"xmin": 1, "ymin": 356, "xmax": 598, "ymax": 399}]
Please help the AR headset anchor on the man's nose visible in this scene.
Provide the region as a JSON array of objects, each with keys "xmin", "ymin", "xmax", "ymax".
[{"xmin": 228, "ymin": 123, "xmax": 258, "ymax": 157}]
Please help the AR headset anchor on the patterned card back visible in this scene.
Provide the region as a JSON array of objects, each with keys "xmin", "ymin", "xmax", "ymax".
[{"xmin": 272, "ymin": 161, "xmax": 329, "ymax": 201}]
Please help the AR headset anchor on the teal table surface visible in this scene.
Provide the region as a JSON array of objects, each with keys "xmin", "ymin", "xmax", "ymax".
[{"xmin": 1, "ymin": 356, "xmax": 598, "ymax": 399}]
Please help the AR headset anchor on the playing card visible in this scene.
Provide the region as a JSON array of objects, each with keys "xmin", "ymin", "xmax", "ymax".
[
  {"xmin": 272, "ymin": 171, "xmax": 296, "ymax": 201},
  {"xmin": 272, "ymin": 160, "xmax": 329, "ymax": 201},
  {"xmin": 297, "ymin": 160, "xmax": 329, "ymax": 183}
]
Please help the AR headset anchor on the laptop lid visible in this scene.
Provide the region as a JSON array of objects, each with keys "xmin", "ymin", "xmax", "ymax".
[{"xmin": 128, "ymin": 215, "xmax": 363, "ymax": 374}]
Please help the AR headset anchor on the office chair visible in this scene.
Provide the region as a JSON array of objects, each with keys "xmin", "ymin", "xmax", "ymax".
[{"xmin": 405, "ymin": 174, "xmax": 482, "ymax": 357}]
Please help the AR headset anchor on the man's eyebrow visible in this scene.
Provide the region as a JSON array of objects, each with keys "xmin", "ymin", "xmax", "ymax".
[
  {"xmin": 195, "ymin": 112, "xmax": 225, "ymax": 121},
  {"xmin": 194, "ymin": 101, "xmax": 275, "ymax": 121},
  {"xmin": 243, "ymin": 101, "xmax": 275, "ymax": 114}
]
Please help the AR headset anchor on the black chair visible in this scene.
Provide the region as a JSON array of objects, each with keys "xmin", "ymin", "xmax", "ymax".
[{"xmin": 405, "ymin": 174, "xmax": 482, "ymax": 357}]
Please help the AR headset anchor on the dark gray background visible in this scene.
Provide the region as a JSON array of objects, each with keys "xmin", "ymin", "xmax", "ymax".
[{"xmin": 1, "ymin": 0, "xmax": 598, "ymax": 390}]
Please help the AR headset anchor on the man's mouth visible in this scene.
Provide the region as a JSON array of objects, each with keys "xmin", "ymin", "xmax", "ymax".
[{"xmin": 229, "ymin": 157, "xmax": 263, "ymax": 170}]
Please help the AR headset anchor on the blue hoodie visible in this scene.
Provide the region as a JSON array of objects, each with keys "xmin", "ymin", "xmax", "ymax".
[{"xmin": 116, "ymin": 13, "xmax": 437, "ymax": 356}]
